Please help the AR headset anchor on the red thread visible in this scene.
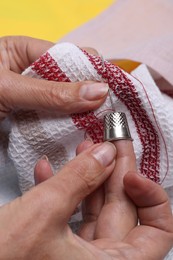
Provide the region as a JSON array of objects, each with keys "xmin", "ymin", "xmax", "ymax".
[
  {"xmin": 30, "ymin": 48, "xmax": 162, "ymax": 184},
  {"xmin": 83, "ymin": 50, "xmax": 160, "ymax": 183},
  {"xmin": 31, "ymin": 52, "xmax": 70, "ymax": 82},
  {"xmin": 83, "ymin": 109, "xmax": 114, "ymax": 140},
  {"xmin": 31, "ymin": 52, "xmax": 105, "ymax": 142},
  {"xmin": 131, "ymin": 75, "xmax": 169, "ymax": 184},
  {"xmin": 71, "ymin": 111, "xmax": 104, "ymax": 143}
]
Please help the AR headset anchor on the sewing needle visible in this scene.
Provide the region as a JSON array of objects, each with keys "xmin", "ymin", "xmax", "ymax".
[{"xmin": 100, "ymin": 54, "xmax": 116, "ymax": 112}]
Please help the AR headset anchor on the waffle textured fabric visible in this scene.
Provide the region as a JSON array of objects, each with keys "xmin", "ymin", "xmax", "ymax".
[{"xmin": 8, "ymin": 42, "xmax": 173, "ymax": 226}]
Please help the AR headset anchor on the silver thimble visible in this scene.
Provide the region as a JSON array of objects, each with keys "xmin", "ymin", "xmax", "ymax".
[{"xmin": 104, "ymin": 112, "xmax": 132, "ymax": 141}]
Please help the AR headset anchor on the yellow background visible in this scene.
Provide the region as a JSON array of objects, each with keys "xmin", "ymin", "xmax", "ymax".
[
  {"xmin": 0, "ymin": 1, "xmax": 139, "ymax": 72},
  {"xmin": 0, "ymin": 0, "xmax": 113, "ymax": 42}
]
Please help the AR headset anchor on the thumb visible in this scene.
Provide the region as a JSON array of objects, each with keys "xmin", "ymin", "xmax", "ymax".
[
  {"xmin": 35, "ymin": 142, "xmax": 116, "ymax": 226},
  {"xmin": 124, "ymin": 171, "xmax": 173, "ymax": 232},
  {"xmin": 123, "ymin": 172, "xmax": 173, "ymax": 259}
]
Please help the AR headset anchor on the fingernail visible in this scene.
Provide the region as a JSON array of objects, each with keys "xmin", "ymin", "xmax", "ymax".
[
  {"xmin": 85, "ymin": 137, "xmax": 93, "ymax": 143},
  {"xmin": 92, "ymin": 142, "xmax": 116, "ymax": 167},
  {"xmin": 41, "ymin": 155, "xmax": 49, "ymax": 161},
  {"xmin": 80, "ymin": 83, "xmax": 109, "ymax": 101}
]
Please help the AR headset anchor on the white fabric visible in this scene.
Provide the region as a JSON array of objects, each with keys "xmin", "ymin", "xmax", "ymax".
[
  {"xmin": 7, "ymin": 43, "xmax": 173, "ymax": 194},
  {"xmin": 5, "ymin": 42, "xmax": 173, "ymax": 257},
  {"xmin": 0, "ymin": 1, "xmax": 173, "ymax": 257}
]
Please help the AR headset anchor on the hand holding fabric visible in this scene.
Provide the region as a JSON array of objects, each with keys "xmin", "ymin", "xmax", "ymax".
[
  {"xmin": 34, "ymin": 140, "xmax": 173, "ymax": 259},
  {"xmin": 0, "ymin": 36, "xmax": 108, "ymax": 120}
]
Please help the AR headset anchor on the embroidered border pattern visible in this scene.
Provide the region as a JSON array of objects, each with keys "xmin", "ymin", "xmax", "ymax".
[{"xmin": 31, "ymin": 49, "xmax": 160, "ymax": 183}]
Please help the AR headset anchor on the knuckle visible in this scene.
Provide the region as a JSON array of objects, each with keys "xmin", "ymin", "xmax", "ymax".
[
  {"xmin": 0, "ymin": 70, "xmax": 11, "ymax": 108},
  {"xmin": 0, "ymin": 69, "xmax": 9, "ymax": 94},
  {"xmin": 32, "ymin": 185, "xmax": 61, "ymax": 218},
  {"xmin": 67, "ymin": 156, "xmax": 103, "ymax": 193},
  {"xmin": 47, "ymin": 83, "xmax": 78, "ymax": 110}
]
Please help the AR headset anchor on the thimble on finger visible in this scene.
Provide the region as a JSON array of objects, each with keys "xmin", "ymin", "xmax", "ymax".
[{"xmin": 103, "ymin": 112, "xmax": 132, "ymax": 141}]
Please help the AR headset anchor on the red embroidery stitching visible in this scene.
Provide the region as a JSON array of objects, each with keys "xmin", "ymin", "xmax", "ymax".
[
  {"xmin": 84, "ymin": 51, "xmax": 160, "ymax": 183},
  {"xmin": 31, "ymin": 52, "xmax": 70, "ymax": 82},
  {"xmin": 71, "ymin": 112, "xmax": 104, "ymax": 143},
  {"xmin": 31, "ymin": 52, "xmax": 104, "ymax": 143},
  {"xmin": 30, "ymin": 49, "xmax": 161, "ymax": 183}
]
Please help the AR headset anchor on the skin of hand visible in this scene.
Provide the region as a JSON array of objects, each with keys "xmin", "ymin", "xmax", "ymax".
[
  {"xmin": 0, "ymin": 36, "xmax": 108, "ymax": 120},
  {"xmin": 13, "ymin": 141, "xmax": 173, "ymax": 260},
  {"xmin": 1, "ymin": 37, "xmax": 172, "ymax": 260}
]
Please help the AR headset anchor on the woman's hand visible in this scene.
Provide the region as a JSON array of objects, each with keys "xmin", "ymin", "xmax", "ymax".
[
  {"xmin": 0, "ymin": 142, "xmax": 116, "ymax": 259},
  {"xmin": 76, "ymin": 140, "xmax": 173, "ymax": 259},
  {"xmin": 76, "ymin": 140, "xmax": 137, "ymax": 242},
  {"xmin": 0, "ymin": 36, "xmax": 108, "ymax": 120},
  {"xmin": 0, "ymin": 140, "xmax": 172, "ymax": 259}
]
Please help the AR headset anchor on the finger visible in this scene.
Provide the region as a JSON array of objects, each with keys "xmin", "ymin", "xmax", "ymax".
[
  {"xmin": 124, "ymin": 171, "xmax": 173, "ymax": 230},
  {"xmin": 78, "ymin": 186, "xmax": 104, "ymax": 241},
  {"xmin": 76, "ymin": 140, "xmax": 93, "ymax": 155},
  {"xmin": 1, "ymin": 36, "xmax": 54, "ymax": 73},
  {"xmin": 95, "ymin": 140, "xmax": 137, "ymax": 240},
  {"xmin": 76, "ymin": 140, "xmax": 104, "ymax": 241},
  {"xmin": 29, "ymin": 142, "xmax": 116, "ymax": 228},
  {"xmin": 1, "ymin": 36, "xmax": 99, "ymax": 73},
  {"xmin": 106, "ymin": 140, "xmax": 137, "ymax": 193},
  {"xmin": 82, "ymin": 47, "xmax": 99, "ymax": 56},
  {"xmin": 123, "ymin": 172, "xmax": 173, "ymax": 260},
  {"xmin": 0, "ymin": 70, "xmax": 108, "ymax": 116},
  {"xmin": 34, "ymin": 156, "xmax": 53, "ymax": 185}
]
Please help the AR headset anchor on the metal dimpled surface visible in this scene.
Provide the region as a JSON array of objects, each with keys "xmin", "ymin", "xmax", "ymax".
[{"xmin": 104, "ymin": 112, "xmax": 132, "ymax": 141}]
